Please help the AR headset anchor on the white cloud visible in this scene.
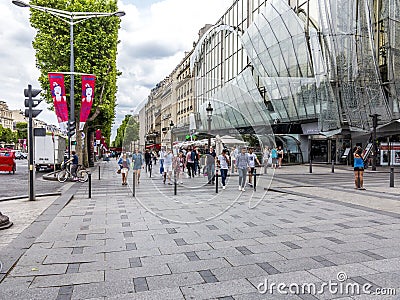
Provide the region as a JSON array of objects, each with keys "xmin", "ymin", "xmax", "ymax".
[{"xmin": 0, "ymin": 0, "xmax": 233, "ymax": 141}]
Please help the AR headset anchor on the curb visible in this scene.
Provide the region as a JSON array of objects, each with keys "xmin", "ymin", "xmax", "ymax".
[
  {"xmin": 0, "ymin": 192, "xmax": 62, "ymax": 202},
  {"xmin": 42, "ymin": 171, "xmax": 60, "ymax": 181}
]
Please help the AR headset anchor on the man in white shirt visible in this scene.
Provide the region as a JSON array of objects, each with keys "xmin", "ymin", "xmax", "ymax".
[
  {"xmin": 163, "ymin": 148, "xmax": 174, "ymax": 184},
  {"xmin": 247, "ymin": 147, "xmax": 260, "ymax": 187}
]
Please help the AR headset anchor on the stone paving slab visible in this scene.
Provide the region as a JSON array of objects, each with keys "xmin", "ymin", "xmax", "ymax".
[{"xmin": 1, "ymin": 162, "xmax": 399, "ymax": 299}]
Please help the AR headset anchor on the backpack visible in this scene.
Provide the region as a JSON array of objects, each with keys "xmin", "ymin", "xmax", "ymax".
[{"xmin": 191, "ymin": 151, "xmax": 196, "ymax": 162}]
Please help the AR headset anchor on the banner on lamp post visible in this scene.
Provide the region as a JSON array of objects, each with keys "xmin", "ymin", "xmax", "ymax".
[
  {"xmin": 79, "ymin": 75, "xmax": 96, "ymax": 130},
  {"xmin": 48, "ymin": 73, "xmax": 68, "ymax": 132}
]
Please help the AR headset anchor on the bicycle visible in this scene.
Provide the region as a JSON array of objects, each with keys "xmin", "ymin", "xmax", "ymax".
[{"xmin": 57, "ymin": 161, "xmax": 89, "ymax": 183}]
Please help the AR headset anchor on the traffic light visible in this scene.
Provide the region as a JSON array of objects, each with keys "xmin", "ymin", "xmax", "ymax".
[
  {"xmin": 24, "ymin": 86, "xmax": 42, "ymax": 118},
  {"xmin": 370, "ymin": 114, "xmax": 381, "ymax": 129},
  {"xmin": 68, "ymin": 121, "xmax": 76, "ymax": 137}
]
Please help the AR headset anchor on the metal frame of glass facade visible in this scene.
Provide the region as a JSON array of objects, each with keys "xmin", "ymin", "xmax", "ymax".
[{"xmin": 191, "ymin": 0, "xmax": 398, "ymax": 140}]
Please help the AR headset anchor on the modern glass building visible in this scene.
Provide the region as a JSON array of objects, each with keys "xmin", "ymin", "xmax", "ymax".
[{"xmin": 191, "ymin": 0, "xmax": 400, "ymax": 163}]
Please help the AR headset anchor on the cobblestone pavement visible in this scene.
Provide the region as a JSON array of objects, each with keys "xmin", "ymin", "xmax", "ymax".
[{"xmin": 0, "ymin": 161, "xmax": 399, "ymax": 299}]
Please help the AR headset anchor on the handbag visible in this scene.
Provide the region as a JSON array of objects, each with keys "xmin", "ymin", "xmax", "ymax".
[{"xmin": 117, "ymin": 168, "xmax": 121, "ymax": 174}]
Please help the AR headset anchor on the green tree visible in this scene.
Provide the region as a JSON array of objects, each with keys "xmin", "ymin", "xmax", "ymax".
[
  {"xmin": 112, "ymin": 115, "xmax": 139, "ymax": 150},
  {"xmin": 0, "ymin": 125, "xmax": 17, "ymax": 144},
  {"xmin": 29, "ymin": 0, "xmax": 122, "ymax": 165}
]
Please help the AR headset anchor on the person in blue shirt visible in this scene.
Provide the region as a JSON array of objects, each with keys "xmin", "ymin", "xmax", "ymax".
[
  {"xmin": 66, "ymin": 151, "xmax": 79, "ymax": 180},
  {"xmin": 271, "ymin": 147, "xmax": 278, "ymax": 169},
  {"xmin": 132, "ymin": 148, "xmax": 144, "ymax": 184},
  {"xmin": 353, "ymin": 146, "xmax": 365, "ymax": 190}
]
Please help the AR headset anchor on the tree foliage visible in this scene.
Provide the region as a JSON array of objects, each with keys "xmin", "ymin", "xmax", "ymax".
[
  {"xmin": 29, "ymin": 0, "xmax": 122, "ymax": 164},
  {"xmin": 112, "ymin": 115, "xmax": 139, "ymax": 149},
  {"xmin": 0, "ymin": 125, "xmax": 17, "ymax": 144},
  {"xmin": 16, "ymin": 122, "xmax": 28, "ymax": 140}
]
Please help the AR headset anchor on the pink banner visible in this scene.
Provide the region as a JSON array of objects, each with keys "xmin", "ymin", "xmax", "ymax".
[
  {"xmin": 48, "ymin": 73, "xmax": 68, "ymax": 132},
  {"xmin": 79, "ymin": 75, "xmax": 96, "ymax": 130}
]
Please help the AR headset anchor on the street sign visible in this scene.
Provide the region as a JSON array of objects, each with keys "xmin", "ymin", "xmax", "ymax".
[{"xmin": 33, "ymin": 128, "xmax": 46, "ymax": 136}]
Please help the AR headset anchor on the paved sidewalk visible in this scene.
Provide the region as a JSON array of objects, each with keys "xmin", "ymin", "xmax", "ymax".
[
  {"xmin": 0, "ymin": 196, "xmax": 58, "ymax": 251},
  {"xmin": 0, "ymin": 161, "xmax": 399, "ymax": 299}
]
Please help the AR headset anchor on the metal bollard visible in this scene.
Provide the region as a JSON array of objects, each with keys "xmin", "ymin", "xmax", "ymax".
[
  {"xmin": 132, "ymin": 172, "xmax": 136, "ymax": 197},
  {"xmin": 98, "ymin": 165, "xmax": 101, "ymax": 180},
  {"xmin": 88, "ymin": 173, "xmax": 92, "ymax": 198},
  {"xmin": 390, "ymin": 167, "xmax": 394, "ymax": 187},
  {"xmin": 149, "ymin": 164, "xmax": 152, "ymax": 178},
  {"xmin": 309, "ymin": 159, "xmax": 313, "ymax": 173},
  {"xmin": 253, "ymin": 169, "xmax": 257, "ymax": 191},
  {"xmin": 215, "ymin": 169, "xmax": 219, "ymax": 194},
  {"xmin": 174, "ymin": 170, "xmax": 177, "ymax": 196},
  {"xmin": 357, "ymin": 169, "xmax": 361, "ymax": 189},
  {"xmin": 331, "ymin": 160, "xmax": 335, "ymax": 173}
]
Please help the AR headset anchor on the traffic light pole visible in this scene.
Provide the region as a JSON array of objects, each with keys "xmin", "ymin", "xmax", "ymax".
[
  {"xmin": 27, "ymin": 85, "xmax": 35, "ymax": 201},
  {"xmin": 68, "ymin": 19, "xmax": 75, "ymax": 160}
]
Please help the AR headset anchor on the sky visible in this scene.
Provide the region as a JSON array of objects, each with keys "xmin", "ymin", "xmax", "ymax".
[{"xmin": 1, "ymin": 0, "xmax": 233, "ymax": 141}]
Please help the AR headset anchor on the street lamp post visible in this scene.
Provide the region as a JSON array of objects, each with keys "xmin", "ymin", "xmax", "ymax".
[
  {"xmin": 169, "ymin": 120, "xmax": 174, "ymax": 152},
  {"xmin": 13, "ymin": 0, "xmax": 125, "ymax": 159},
  {"xmin": 206, "ymin": 102, "xmax": 213, "ymax": 149}
]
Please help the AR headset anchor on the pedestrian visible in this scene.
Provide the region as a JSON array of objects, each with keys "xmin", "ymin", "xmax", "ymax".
[
  {"xmin": 67, "ymin": 150, "xmax": 79, "ymax": 180},
  {"xmin": 263, "ymin": 146, "xmax": 270, "ymax": 174},
  {"xmin": 205, "ymin": 146, "xmax": 216, "ymax": 184},
  {"xmin": 271, "ymin": 146, "xmax": 278, "ymax": 169},
  {"xmin": 132, "ymin": 148, "xmax": 144, "ymax": 184},
  {"xmin": 174, "ymin": 151, "xmax": 185, "ymax": 184},
  {"xmin": 193, "ymin": 147, "xmax": 200, "ymax": 176},
  {"xmin": 217, "ymin": 149, "xmax": 230, "ymax": 190},
  {"xmin": 353, "ymin": 146, "xmax": 365, "ymax": 190},
  {"xmin": 186, "ymin": 147, "xmax": 195, "ymax": 178},
  {"xmin": 231, "ymin": 146, "xmax": 238, "ymax": 173},
  {"xmin": 159, "ymin": 147, "xmax": 166, "ymax": 176},
  {"xmin": 247, "ymin": 147, "xmax": 260, "ymax": 187},
  {"xmin": 152, "ymin": 150, "xmax": 157, "ymax": 165},
  {"xmin": 117, "ymin": 153, "xmax": 131, "ymax": 186},
  {"xmin": 236, "ymin": 147, "xmax": 249, "ymax": 191},
  {"xmin": 144, "ymin": 149, "xmax": 152, "ymax": 173},
  {"xmin": 163, "ymin": 148, "xmax": 174, "ymax": 184},
  {"xmin": 277, "ymin": 146, "xmax": 284, "ymax": 168}
]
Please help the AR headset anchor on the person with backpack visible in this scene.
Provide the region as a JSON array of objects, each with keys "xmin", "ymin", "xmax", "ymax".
[
  {"xmin": 186, "ymin": 147, "xmax": 195, "ymax": 178},
  {"xmin": 117, "ymin": 153, "xmax": 131, "ymax": 186}
]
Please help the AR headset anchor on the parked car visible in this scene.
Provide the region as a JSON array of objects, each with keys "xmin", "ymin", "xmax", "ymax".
[{"xmin": 0, "ymin": 149, "xmax": 16, "ymax": 174}]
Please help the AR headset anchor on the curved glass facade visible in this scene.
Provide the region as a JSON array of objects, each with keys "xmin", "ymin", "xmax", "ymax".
[
  {"xmin": 191, "ymin": 0, "xmax": 397, "ymax": 138},
  {"xmin": 197, "ymin": 68, "xmax": 275, "ymax": 147}
]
